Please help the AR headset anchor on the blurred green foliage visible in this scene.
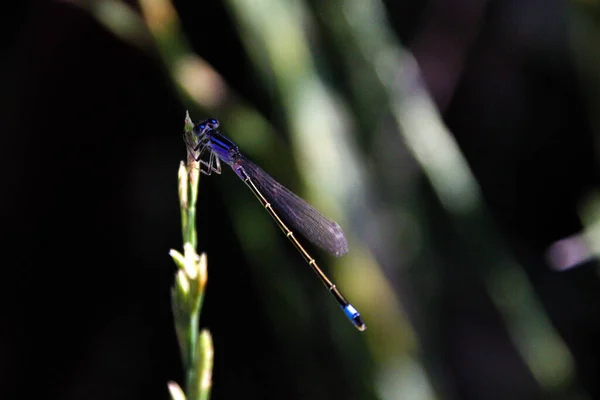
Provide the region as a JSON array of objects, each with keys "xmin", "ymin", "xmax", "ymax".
[{"xmin": 74, "ymin": 0, "xmax": 600, "ymax": 398}]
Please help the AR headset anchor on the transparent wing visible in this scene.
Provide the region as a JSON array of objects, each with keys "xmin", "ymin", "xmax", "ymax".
[{"xmin": 238, "ymin": 155, "xmax": 349, "ymax": 257}]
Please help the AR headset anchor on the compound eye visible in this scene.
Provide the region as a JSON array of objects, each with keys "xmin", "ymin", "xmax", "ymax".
[
  {"xmin": 199, "ymin": 123, "xmax": 206, "ymax": 131},
  {"xmin": 207, "ymin": 118, "xmax": 220, "ymax": 129}
]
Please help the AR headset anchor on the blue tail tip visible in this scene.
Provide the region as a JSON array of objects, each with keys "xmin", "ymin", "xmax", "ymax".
[{"xmin": 343, "ymin": 304, "xmax": 367, "ymax": 331}]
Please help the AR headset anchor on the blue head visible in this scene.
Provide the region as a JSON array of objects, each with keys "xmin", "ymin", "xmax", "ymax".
[
  {"xmin": 192, "ymin": 118, "xmax": 240, "ymax": 165},
  {"xmin": 205, "ymin": 118, "xmax": 219, "ymax": 130},
  {"xmin": 194, "ymin": 118, "xmax": 220, "ymax": 137}
]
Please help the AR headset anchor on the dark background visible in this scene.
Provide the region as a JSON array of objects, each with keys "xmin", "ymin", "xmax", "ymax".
[{"xmin": 1, "ymin": 0, "xmax": 600, "ymax": 399}]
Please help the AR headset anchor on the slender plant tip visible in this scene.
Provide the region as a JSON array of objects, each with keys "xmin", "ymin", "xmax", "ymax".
[
  {"xmin": 184, "ymin": 110, "xmax": 194, "ymax": 130},
  {"xmin": 171, "ymin": 104, "xmax": 213, "ymax": 400},
  {"xmin": 167, "ymin": 381, "xmax": 187, "ymax": 400},
  {"xmin": 184, "ymin": 113, "xmax": 200, "ymax": 175}
]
